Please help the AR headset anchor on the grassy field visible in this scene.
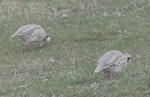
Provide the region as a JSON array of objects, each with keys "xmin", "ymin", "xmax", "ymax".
[{"xmin": 0, "ymin": 0, "xmax": 150, "ymax": 97}]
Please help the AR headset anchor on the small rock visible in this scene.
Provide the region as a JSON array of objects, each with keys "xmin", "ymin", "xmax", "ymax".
[
  {"xmin": 62, "ymin": 13, "xmax": 68, "ymax": 19},
  {"xmin": 48, "ymin": 58, "xmax": 55, "ymax": 63}
]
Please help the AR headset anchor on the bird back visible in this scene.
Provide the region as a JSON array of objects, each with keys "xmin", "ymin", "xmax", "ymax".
[
  {"xmin": 11, "ymin": 25, "xmax": 34, "ymax": 38},
  {"xmin": 95, "ymin": 51, "xmax": 118, "ymax": 73}
]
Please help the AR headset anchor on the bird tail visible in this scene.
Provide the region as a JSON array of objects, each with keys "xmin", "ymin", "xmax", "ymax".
[
  {"xmin": 11, "ymin": 33, "xmax": 18, "ymax": 38},
  {"xmin": 94, "ymin": 67, "xmax": 103, "ymax": 73}
]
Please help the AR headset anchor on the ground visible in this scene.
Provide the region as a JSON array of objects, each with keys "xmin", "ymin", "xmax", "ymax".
[{"xmin": 0, "ymin": 0, "xmax": 150, "ymax": 97}]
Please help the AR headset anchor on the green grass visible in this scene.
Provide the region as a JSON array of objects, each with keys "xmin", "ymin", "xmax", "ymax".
[{"xmin": 0, "ymin": 0, "xmax": 150, "ymax": 97}]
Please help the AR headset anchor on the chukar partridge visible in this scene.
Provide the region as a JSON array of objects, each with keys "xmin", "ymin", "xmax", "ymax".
[
  {"xmin": 11, "ymin": 24, "xmax": 50, "ymax": 52},
  {"xmin": 94, "ymin": 50, "xmax": 132, "ymax": 79}
]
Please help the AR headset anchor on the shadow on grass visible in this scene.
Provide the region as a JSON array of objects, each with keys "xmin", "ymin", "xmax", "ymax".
[
  {"xmin": 74, "ymin": 36, "xmax": 108, "ymax": 43},
  {"xmin": 69, "ymin": 75, "xmax": 103, "ymax": 85},
  {"xmin": 32, "ymin": 43, "xmax": 51, "ymax": 51},
  {"xmin": 9, "ymin": 42, "xmax": 52, "ymax": 53}
]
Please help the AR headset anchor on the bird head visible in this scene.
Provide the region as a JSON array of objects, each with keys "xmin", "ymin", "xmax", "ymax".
[
  {"xmin": 124, "ymin": 53, "xmax": 132, "ymax": 63},
  {"xmin": 45, "ymin": 36, "xmax": 51, "ymax": 43}
]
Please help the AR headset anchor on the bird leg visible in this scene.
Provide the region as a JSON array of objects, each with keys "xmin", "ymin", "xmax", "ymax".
[
  {"xmin": 22, "ymin": 42, "xmax": 32, "ymax": 52},
  {"xmin": 108, "ymin": 72, "xmax": 113, "ymax": 80},
  {"xmin": 103, "ymin": 69, "xmax": 112, "ymax": 80},
  {"xmin": 22, "ymin": 42, "xmax": 27, "ymax": 52},
  {"xmin": 27, "ymin": 43, "xmax": 32, "ymax": 51}
]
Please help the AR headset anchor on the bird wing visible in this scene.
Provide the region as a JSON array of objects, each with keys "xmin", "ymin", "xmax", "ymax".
[
  {"xmin": 102, "ymin": 55, "xmax": 118, "ymax": 70},
  {"xmin": 11, "ymin": 25, "xmax": 32, "ymax": 38},
  {"xmin": 95, "ymin": 51, "xmax": 117, "ymax": 73},
  {"xmin": 106, "ymin": 52, "xmax": 123, "ymax": 65},
  {"xmin": 11, "ymin": 25, "xmax": 41, "ymax": 38},
  {"xmin": 102, "ymin": 64, "xmax": 116, "ymax": 70},
  {"xmin": 17, "ymin": 26, "xmax": 40, "ymax": 36},
  {"xmin": 106, "ymin": 55, "xmax": 118, "ymax": 65},
  {"xmin": 103, "ymin": 52, "xmax": 123, "ymax": 69}
]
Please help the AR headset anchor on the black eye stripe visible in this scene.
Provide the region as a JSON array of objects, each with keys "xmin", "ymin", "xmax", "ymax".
[
  {"xmin": 44, "ymin": 36, "xmax": 49, "ymax": 40},
  {"xmin": 127, "ymin": 57, "xmax": 132, "ymax": 62}
]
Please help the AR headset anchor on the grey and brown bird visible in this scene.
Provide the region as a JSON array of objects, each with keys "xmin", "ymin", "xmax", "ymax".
[
  {"xmin": 94, "ymin": 50, "xmax": 132, "ymax": 79},
  {"xmin": 11, "ymin": 24, "xmax": 50, "ymax": 52}
]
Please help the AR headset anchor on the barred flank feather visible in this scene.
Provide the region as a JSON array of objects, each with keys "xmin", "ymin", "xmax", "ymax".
[
  {"xmin": 29, "ymin": 27, "xmax": 48, "ymax": 42},
  {"xmin": 114, "ymin": 56, "xmax": 128, "ymax": 72}
]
